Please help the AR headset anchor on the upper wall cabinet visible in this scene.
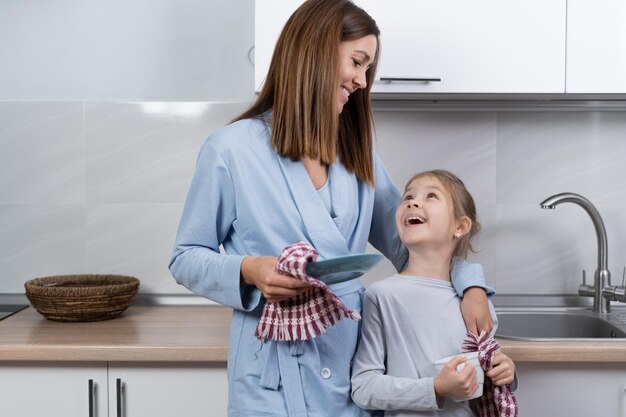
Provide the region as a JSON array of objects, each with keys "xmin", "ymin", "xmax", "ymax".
[
  {"xmin": 255, "ymin": 0, "xmax": 567, "ymax": 95},
  {"xmin": 361, "ymin": 0, "xmax": 566, "ymax": 94},
  {"xmin": 0, "ymin": 0, "xmax": 254, "ymax": 101},
  {"xmin": 254, "ymin": 0, "xmax": 301, "ymax": 92},
  {"xmin": 566, "ymin": 0, "xmax": 626, "ymax": 93}
]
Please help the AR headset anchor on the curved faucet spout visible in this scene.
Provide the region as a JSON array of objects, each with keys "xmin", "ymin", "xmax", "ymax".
[
  {"xmin": 540, "ymin": 192, "xmax": 612, "ymax": 313},
  {"xmin": 540, "ymin": 193, "xmax": 608, "ymax": 271}
]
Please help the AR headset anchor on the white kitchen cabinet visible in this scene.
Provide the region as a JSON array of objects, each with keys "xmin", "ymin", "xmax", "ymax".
[
  {"xmin": 255, "ymin": 0, "xmax": 566, "ymax": 94},
  {"xmin": 0, "ymin": 362, "xmax": 228, "ymax": 417},
  {"xmin": 515, "ymin": 362, "xmax": 626, "ymax": 416},
  {"xmin": 566, "ymin": 0, "xmax": 626, "ymax": 93},
  {"xmin": 254, "ymin": 0, "xmax": 301, "ymax": 92},
  {"xmin": 0, "ymin": 362, "xmax": 108, "ymax": 417},
  {"xmin": 362, "ymin": 0, "xmax": 566, "ymax": 94},
  {"xmin": 0, "ymin": 0, "xmax": 254, "ymax": 101},
  {"xmin": 109, "ymin": 363, "xmax": 228, "ymax": 417}
]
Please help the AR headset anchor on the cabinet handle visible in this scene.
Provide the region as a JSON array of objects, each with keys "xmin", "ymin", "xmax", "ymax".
[
  {"xmin": 116, "ymin": 378, "xmax": 123, "ymax": 417},
  {"xmin": 379, "ymin": 77, "xmax": 442, "ymax": 82},
  {"xmin": 88, "ymin": 379, "xmax": 95, "ymax": 417}
]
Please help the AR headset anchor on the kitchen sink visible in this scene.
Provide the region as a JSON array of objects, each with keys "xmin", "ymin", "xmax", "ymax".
[{"xmin": 495, "ymin": 309, "xmax": 626, "ymax": 341}]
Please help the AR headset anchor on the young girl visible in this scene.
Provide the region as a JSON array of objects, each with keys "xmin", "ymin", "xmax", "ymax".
[{"xmin": 351, "ymin": 170, "xmax": 516, "ymax": 416}]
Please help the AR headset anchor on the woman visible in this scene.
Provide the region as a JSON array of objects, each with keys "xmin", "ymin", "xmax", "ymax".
[{"xmin": 169, "ymin": 1, "xmax": 493, "ymax": 416}]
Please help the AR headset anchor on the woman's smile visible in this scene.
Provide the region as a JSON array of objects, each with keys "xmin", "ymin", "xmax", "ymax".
[
  {"xmin": 340, "ymin": 85, "xmax": 351, "ymax": 104},
  {"xmin": 336, "ymin": 34, "xmax": 377, "ymax": 113}
]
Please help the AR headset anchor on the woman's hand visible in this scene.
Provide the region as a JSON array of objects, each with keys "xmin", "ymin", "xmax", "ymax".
[
  {"xmin": 434, "ymin": 355, "xmax": 479, "ymax": 400},
  {"xmin": 486, "ymin": 352, "xmax": 516, "ymax": 386},
  {"xmin": 240, "ymin": 256, "xmax": 311, "ymax": 302},
  {"xmin": 461, "ymin": 287, "xmax": 493, "ymax": 335}
]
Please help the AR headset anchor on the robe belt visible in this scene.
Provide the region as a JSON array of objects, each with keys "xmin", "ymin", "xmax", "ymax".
[{"xmin": 259, "ymin": 278, "xmax": 363, "ymax": 417}]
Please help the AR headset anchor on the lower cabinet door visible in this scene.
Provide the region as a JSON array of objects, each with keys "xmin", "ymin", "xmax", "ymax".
[
  {"xmin": 108, "ymin": 362, "xmax": 228, "ymax": 417},
  {"xmin": 0, "ymin": 361, "xmax": 108, "ymax": 417},
  {"xmin": 515, "ymin": 362, "xmax": 626, "ymax": 417}
]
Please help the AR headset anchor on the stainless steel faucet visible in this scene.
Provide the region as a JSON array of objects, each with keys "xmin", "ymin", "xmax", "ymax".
[{"xmin": 540, "ymin": 192, "xmax": 626, "ymax": 313}]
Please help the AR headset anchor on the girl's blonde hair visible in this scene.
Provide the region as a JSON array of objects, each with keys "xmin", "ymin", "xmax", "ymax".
[
  {"xmin": 404, "ymin": 170, "xmax": 481, "ymax": 259},
  {"xmin": 233, "ymin": 0, "xmax": 380, "ymax": 185}
]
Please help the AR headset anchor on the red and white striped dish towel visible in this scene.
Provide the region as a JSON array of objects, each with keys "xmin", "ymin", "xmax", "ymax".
[
  {"xmin": 462, "ymin": 331, "xmax": 518, "ymax": 417},
  {"xmin": 255, "ymin": 242, "xmax": 361, "ymax": 341}
]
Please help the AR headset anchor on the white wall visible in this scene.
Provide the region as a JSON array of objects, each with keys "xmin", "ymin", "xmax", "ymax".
[{"xmin": 2, "ymin": 1, "xmax": 626, "ymax": 298}]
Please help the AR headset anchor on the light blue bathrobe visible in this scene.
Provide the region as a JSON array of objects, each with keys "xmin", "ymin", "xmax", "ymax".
[{"xmin": 169, "ymin": 115, "xmax": 490, "ymax": 417}]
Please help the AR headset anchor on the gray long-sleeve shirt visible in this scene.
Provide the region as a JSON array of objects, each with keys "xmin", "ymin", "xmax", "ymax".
[{"xmin": 351, "ymin": 274, "xmax": 498, "ymax": 417}]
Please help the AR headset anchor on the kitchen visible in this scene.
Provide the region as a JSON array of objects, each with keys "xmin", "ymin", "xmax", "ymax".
[{"xmin": 1, "ymin": 0, "xmax": 626, "ymax": 416}]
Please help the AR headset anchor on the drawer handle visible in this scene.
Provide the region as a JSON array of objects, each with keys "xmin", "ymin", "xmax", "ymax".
[
  {"xmin": 88, "ymin": 379, "xmax": 95, "ymax": 417},
  {"xmin": 116, "ymin": 378, "xmax": 124, "ymax": 417},
  {"xmin": 380, "ymin": 77, "xmax": 442, "ymax": 82}
]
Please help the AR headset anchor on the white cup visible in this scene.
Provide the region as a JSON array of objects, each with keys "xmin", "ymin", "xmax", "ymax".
[{"xmin": 434, "ymin": 351, "xmax": 484, "ymax": 401}]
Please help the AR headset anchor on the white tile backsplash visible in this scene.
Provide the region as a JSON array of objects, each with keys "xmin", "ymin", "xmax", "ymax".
[
  {"xmin": 374, "ymin": 111, "xmax": 497, "ymax": 206},
  {"xmin": 84, "ymin": 203, "xmax": 186, "ymax": 294},
  {"xmin": 85, "ymin": 102, "xmax": 248, "ymax": 203},
  {"xmin": 0, "ymin": 103, "xmax": 84, "ymax": 204},
  {"xmin": 0, "ymin": 102, "xmax": 248, "ymax": 295},
  {"xmin": 0, "ymin": 205, "xmax": 85, "ymax": 292},
  {"xmin": 495, "ymin": 204, "xmax": 589, "ymax": 294},
  {"xmin": 497, "ymin": 112, "xmax": 626, "ymax": 204},
  {"xmin": 2, "ymin": 102, "xmax": 626, "ymax": 296}
]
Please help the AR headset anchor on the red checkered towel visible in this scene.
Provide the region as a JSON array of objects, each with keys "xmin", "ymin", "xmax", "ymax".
[
  {"xmin": 255, "ymin": 242, "xmax": 361, "ymax": 341},
  {"xmin": 462, "ymin": 331, "xmax": 518, "ymax": 417}
]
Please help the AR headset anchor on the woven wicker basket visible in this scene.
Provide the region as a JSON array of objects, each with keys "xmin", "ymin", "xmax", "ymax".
[{"xmin": 24, "ymin": 274, "xmax": 140, "ymax": 322}]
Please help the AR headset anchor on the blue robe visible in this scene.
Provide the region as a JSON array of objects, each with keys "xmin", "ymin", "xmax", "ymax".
[{"xmin": 169, "ymin": 116, "xmax": 491, "ymax": 417}]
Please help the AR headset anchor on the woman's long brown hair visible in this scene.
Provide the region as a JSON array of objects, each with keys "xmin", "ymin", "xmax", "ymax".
[{"xmin": 233, "ymin": 0, "xmax": 380, "ymax": 185}]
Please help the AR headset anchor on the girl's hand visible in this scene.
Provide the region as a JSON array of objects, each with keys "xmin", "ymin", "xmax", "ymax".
[
  {"xmin": 461, "ymin": 287, "xmax": 493, "ymax": 335},
  {"xmin": 240, "ymin": 256, "xmax": 311, "ymax": 302},
  {"xmin": 486, "ymin": 352, "xmax": 516, "ymax": 386},
  {"xmin": 434, "ymin": 355, "xmax": 479, "ymax": 400}
]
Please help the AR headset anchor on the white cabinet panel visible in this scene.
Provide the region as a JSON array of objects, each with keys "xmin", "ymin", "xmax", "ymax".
[
  {"xmin": 515, "ymin": 362, "xmax": 626, "ymax": 417},
  {"xmin": 109, "ymin": 363, "xmax": 228, "ymax": 417},
  {"xmin": 0, "ymin": 0, "xmax": 254, "ymax": 101},
  {"xmin": 0, "ymin": 362, "xmax": 228, "ymax": 417},
  {"xmin": 254, "ymin": 0, "xmax": 302, "ymax": 92},
  {"xmin": 362, "ymin": 0, "xmax": 566, "ymax": 94},
  {"xmin": 566, "ymin": 0, "xmax": 626, "ymax": 93},
  {"xmin": 255, "ymin": 0, "xmax": 566, "ymax": 94},
  {"xmin": 0, "ymin": 362, "xmax": 107, "ymax": 417}
]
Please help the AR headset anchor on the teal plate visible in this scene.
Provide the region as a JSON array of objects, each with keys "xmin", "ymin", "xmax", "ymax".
[{"xmin": 305, "ymin": 253, "xmax": 384, "ymax": 285}]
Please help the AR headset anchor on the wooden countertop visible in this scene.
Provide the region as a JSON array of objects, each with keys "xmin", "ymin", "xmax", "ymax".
[
  {"xmin": 1, "ymin": 305, "xmax": 625, "ymax": 362},
  {"xmin": 0, "ymin": 306, "xmax": 230, "ymax": 362},
  {"xmin": 498, "ymin": 339, "xmax": 626, "ymax": 362}
]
